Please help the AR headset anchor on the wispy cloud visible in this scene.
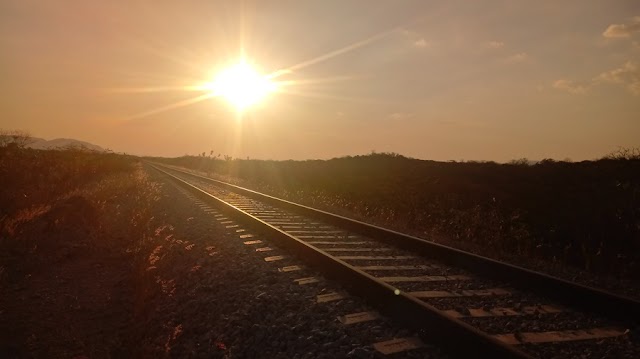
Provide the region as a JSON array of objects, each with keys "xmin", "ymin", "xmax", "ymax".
[
  {"xmin": 503, "ymin": 52, "xmax": 529, "ymax": 64},
  {"xmin": 595, "ymin": 61, "xmax": 640, "ymax": 95},
  {"xmin": 554, "ymin": 61, "xmax": 640, "ymax": 96},
  {"xmin": 485, "ymin": 40, "xmax": 505, "ymax": 49},
  {"xmin": 389, "ymin": 112, "xmax": 413, "ymax": 121},
  {"xmin": 552, "ymin": 79, "xmax": 590, "ymax": 94},
  {"xmin": 603, "ymin": 16, "xmax": 640, "ymax": 38},
  {"xmin": 413, "ymin": 39, "xmax": 430, "ymax": 49},
  {"xmin": 400, "ymin": 28, "xmax": 432, "ymax": 49}
]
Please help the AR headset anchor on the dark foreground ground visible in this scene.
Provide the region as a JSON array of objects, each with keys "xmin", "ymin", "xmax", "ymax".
[
  {"xmin": 1, "ymin": 147, "xmax": 638, "ymax": 357},
  {"xmin": 0, "ymin": 148, "xmax": 445, "ymax": 358},
  {"xmin": 0, "ymin": 147, "xmax": 154, "ymax": 357}
]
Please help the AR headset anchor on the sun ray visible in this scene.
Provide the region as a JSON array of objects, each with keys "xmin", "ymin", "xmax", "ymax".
[
  {"xmin": 203, "ymin": 62, "xmax": 277, "ymax": 111},
  {"xmin": 104, "ymin": 85, "xmax": 206, "ymax": 94},
  {"xmin": 108, "ymin": 70, "xmax": 206, "ymax": 88},
  {"xmin": 125, "ymin": 92, "xmax": 214, "ymax": 121},
  {"xmin": 277, "ymin": 88, "xmax": 394, "ymax": 105},
  {"xmin": 274, "ymin": 75, "xmax": 366, "ymax": 89},
  {"xmin": 135, "ymin": 39, "xmax": 212, "ymax": 75},
  {"xmin": 269, "ymin": 26, "xmax": 401, "ymax": 79},
  {"xmin": 115, "ymin": 14, "xmax": 427, "ymax": 122}
]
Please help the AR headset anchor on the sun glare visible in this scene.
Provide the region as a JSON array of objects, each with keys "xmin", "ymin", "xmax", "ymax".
[{"xmin": 207, "ymin": 62, "xmax": 276, "ymax": 111}]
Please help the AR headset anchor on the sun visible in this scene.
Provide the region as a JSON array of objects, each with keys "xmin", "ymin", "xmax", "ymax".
[{"xmin": 206, "ymin": 62, "xmax": 277, "ymax": 111}]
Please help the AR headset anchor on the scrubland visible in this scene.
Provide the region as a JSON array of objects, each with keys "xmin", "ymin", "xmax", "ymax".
[
  {"xmin": 0, "ymin": 145, "xmax": 162, "ymax": 357},
  {"xmin": 0, "ymin": 144, "xmax": 290, "ymax": 357},
  {"xmin": 2, "ymin": 139, "xmax": 638, "ymax": 356},
  {"xmin": 153, "ymin": 151, "xmax": 640, "ymax": 282}
]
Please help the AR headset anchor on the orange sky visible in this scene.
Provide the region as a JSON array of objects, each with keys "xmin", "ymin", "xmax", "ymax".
[{"xmin": 1, "ymin": 0, "xmax": 639, "ymax": 161}]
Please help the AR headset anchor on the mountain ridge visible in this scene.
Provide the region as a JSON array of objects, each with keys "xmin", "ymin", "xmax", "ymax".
[{"xmin": 0, "ymin": 135, "xmax": 105, "ymax": 152}]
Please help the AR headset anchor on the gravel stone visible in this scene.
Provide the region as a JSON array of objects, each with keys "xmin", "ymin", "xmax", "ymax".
[
  {"xmin": 145, "ymin": 167, "xmax": 448, "ymax": 358},
  {"xmin": 157, "ymin": 167, "xmax": 640, "ymax": 358}
]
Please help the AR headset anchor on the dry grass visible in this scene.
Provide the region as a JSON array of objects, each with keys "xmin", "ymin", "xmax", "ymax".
[
  {"xmin": 154, "ymin": 152, "xmax": 640, "ymax": 280},
  {"xmin": 0, "ymin": 146, "xmax": 163, "ymax": 357},
  {"xmin": 0, "ymin": 145, "xmax": 135, "ymax": 223}
]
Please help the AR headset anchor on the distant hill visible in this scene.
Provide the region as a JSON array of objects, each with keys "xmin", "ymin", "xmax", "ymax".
[{"xmin": 25, "ymin": 137, "xmax": 105, "ymax": 152}]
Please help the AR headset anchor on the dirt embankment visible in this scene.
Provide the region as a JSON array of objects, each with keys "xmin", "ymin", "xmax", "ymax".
[{"xmin": 0, "ymin": 165, "xmax": 160, "ymax": 358}]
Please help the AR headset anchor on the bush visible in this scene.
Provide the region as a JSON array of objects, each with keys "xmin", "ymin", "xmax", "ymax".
[
  {"xmin": 153, "ymin": 152, "xmax": 640, "ymax": 278},
  {"xmin": 0, "ymin": 146, "xmax": 135, "ymax": 225}
]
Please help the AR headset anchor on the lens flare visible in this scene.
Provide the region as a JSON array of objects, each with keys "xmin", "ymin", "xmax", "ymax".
[{"xmin": 205, "ymin": 62, "xmax": 276, "ymax": 111}]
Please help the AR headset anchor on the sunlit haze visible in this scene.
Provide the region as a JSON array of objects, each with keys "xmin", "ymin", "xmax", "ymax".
[
  {"xmin": 205, "ymin": 61, "xmax": 277, "ymax": 112},
  {"xmin": 1, "ymin": 0, "xmax": 638, "ymax": 161}
]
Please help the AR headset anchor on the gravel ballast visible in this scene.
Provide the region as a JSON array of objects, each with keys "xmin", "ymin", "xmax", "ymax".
[
  {"xmin": 141, "ymin": 167, "xmax": 448, "ymax": 358},
  {"xmin": 157, "ymin": 167, "xmax": 640, "ymax": 359}
]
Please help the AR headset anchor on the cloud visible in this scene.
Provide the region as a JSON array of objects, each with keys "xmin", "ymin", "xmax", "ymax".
[
  {"xmin": 596, "ymin": 61, "xmax": 637, "ymax": 82},
  {"xmin": 552, "ymin": 79, "xmax": 589, "ymax": 94},
  {"xmin": 486, "ymin": 41, "xmax": 505, "ymax": 49},
  {"xmin": 413, "ymin": 39, "xmax": 430, "ymax": 48},
  {"xmin": 503, "ymin": 52, "xmax": 529, "ymax": 64},
  {"xmin": 603, "ymin": 16, "xmax": 640, "ymax": 38},
  {"xmin": 553, "ymin": 61, "xmax": 640, "ymax": 96},
  {"xmin": 389, "ymin": 112, "xmax": 413, "ymax": 121},
  {"xmin": 400, "ymin": 28, "xmax": 431, "ymax": 49},
  {"xmin": 595, "ymin": 61, "xmax": 640, "ymax": 95}
]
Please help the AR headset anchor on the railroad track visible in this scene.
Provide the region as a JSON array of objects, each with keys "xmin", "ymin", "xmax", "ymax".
[{"xmin": 151, "ymin": 163, "xmax": 640, "ymax": 358}]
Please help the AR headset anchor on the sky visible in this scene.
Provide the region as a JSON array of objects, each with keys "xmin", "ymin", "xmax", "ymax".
[{"xmin": 1, "ymin": 0, "xmax": 639, "ymax": 162}]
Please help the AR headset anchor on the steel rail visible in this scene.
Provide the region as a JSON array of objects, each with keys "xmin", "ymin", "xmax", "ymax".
[
  {"xmin": 152, "ymin": 163, "xmax": 640, "ymax": 324},
  {"xmin": 151, "ymin": 164, "xmax": 531, "ymax": 359}
]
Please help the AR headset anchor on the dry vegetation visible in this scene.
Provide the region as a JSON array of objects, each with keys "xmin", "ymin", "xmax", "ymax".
[
  {"xmin": 2, "ymin": 133, "xmax": 637, "ymax": 355},
  {"xmin": 153, "ymin": 150, "xmax": 640, "ymax": 281},
  {"xmin": 0, "ymin": 142, "xmax": 162, "ymax": 357}
]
